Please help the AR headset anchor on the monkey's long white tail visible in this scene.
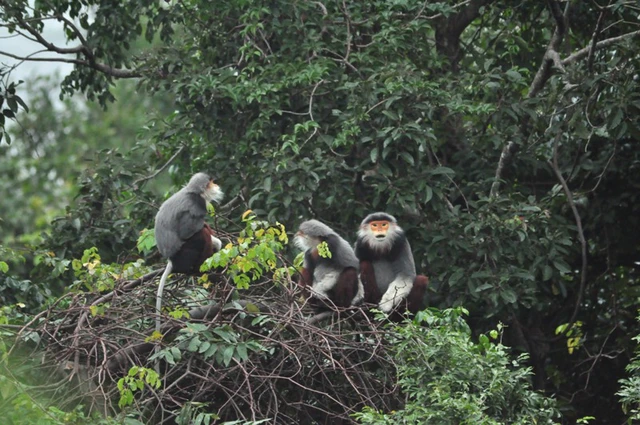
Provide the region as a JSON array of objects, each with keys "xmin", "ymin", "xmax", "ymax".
[
  {"xmin": 155, "ymin": 260, "xmax": 173, "ymax": 337},
  {"xmin": 154, "ymin": 260, "xmax": 173, "ymax": 374}
]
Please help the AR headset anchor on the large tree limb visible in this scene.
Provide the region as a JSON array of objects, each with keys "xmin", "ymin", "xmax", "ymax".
[
  {"xmin": 434, "ymin": 0, "xmax": 495, "ymax": 68},
  {"xmin": 527, "ymin": 0, "xmax": 569, "ymax": 99},
  {"xmin": 562, "ymin": 29, "xmax": 640, "ymax": 66}
]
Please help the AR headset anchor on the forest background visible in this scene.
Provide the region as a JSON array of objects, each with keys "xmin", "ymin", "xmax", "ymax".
[{"xmin": 1, "ymin": 0, "xmax": 640, "ymax": 424}]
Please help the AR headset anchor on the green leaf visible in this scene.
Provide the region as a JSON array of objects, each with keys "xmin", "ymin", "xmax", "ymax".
[
  {"xmin": 317, "ymin": 240, "xmax": 332, "ymax": 258},
  {"xmin": 500, "ymin": 289, "xmax": 517, "ymax": 304},
  {"xmin": 449, "ymin": 269, "xmax": 464, "ymax": 286},
  {"xmin": 370, "ymin": 147, "xmax": 378, "ymax": 163},
  {"xmin": 542, "ymin": 265, "xmax": 553, "ymax": 281},
  {"xmin": 187, "ymin": 337, "xmax": 201, "ymax": 352},
  {"xmin": 609, "ymin": 107, "xmax": 623, "ymax": 130},
  {"xmin": 213, "ymin": 328, "xmax": 236, "ymax": 343},
  {"xmin": 136, "ymin": 228, "xmax": 156, "ymax": 253},
  {"xmin": 222, "ymin": 346, "xmax": 235, "ymax": 367},
  {"xmin": 553, "ymin": 259, "xmax": 571, "ymax": 274},
  {"xmin": 429, "ymin": 167, "xmax": 455, "ymax": 176},
  {"xmin": 198, "ymin": 341, "xmax": 211, "ymax": 354},
  {"xmin": 399, "ymin": 151, "xmax": 415, "ymax": 166},
  {"xmin": 236, "ymin": 343, "xmax": 249, "ymax": 361},
  {"xmin": 425, "ymin": 185, "xmax": 433, "ymax": 203}
]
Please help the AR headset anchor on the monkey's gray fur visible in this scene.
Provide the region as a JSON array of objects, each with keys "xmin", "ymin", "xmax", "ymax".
[
  {"xmin": 295, "ymin": 219, "xmax": 364, "ymax": 305},
  {"xmin": 155, "ymin": 172, "xmax": 223, "ymax": 258}
]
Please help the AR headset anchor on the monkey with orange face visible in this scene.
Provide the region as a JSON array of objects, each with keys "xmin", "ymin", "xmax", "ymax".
[{"xmin": 354, "ymin": 212, "xmax": 428, "ymax": 315}]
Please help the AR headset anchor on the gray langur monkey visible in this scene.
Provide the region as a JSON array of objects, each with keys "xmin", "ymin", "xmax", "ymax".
[
  {"xmin": 294, "ymin": 219, "xmax": 364, "ymax": 310},
  {"xmin": 354, "ymin": 212, "xmax": 428, "ymax": 315},
  {"xmin": 154, "ymin": 173, "xmax": 224, "ymax": 335}
]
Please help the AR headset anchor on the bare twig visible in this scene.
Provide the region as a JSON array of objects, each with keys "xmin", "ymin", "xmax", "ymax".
[
  {"xmin": 132, "ymin": 146, "xmax": 186, "ymax": 188},
  {"xmin": 587, "ymin": 7, "xmax": 608, "ymax": 72}
]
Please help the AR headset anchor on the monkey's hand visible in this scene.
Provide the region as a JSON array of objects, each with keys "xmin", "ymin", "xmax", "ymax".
[{"xmin": 378, "ymin": 277, "xmax": 413, "ymax": 313}]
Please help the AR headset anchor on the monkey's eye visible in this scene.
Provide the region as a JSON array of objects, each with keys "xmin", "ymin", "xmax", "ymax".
[{"xmin": 381, "ymin": 222, "xmax": 389, "ymax": 228}]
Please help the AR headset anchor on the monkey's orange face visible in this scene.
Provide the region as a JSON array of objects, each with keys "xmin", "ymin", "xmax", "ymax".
[
  {"xmin": 203, "ymin": 180, "xmax": 224, "ymax": 203},
  {"xmin": 368, "ymin": 220, "xmax": 391, "ymax": 239}
]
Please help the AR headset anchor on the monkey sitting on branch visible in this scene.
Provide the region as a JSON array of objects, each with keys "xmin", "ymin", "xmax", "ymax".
[
  {"xmin": 294, "ymin": 219, "xmax": 364, "ymax": 312},
  {"xmin": 154, "ymin": 172, "xmax": 224, "ymax": 334},
  {"xmin": 354, "ymin": 212, "xmax": 428, "ymax": 316}
]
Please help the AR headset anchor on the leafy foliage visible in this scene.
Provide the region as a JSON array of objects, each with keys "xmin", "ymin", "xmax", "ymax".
[
  {"xmin": 355, "ymin": 309, "xmax": 559, "ymax": 425},
  {"xmin": 618, "ymin": 315, "xmax": 640, "ymax": 424}
]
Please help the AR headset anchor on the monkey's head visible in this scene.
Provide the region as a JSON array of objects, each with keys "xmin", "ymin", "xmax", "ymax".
[
  {"xmin": 294, "ymin": 219, "xmax": 334, "ymax": 251},
  {"xmin": 186, "ymin": 172, "xmax": 224, "ymax": 203},
  {"xmin": 358, "ymin": 212, "xmax": 403, "ymax": 251}
]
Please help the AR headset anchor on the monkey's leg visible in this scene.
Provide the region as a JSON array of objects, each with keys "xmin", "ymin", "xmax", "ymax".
[
  {"xmin": 406, "ymin": 275, "xmax": 429, "ymax": 314},
  {"xmin": 203, "ymin": 223, "xmax": 222, "ymax": 251},
  {"xmin": 171, "ymin": 227, "xmax": 209, "ymax": 274},
  {"xmin": 359, "ymin": 261, "xmax": 382, "ymax": 305},
  {"xmin": 331, "ymin": 267, "xmax": 359, "ymax": 308}
]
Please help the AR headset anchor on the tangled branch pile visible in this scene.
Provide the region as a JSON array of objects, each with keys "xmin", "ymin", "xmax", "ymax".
[{"xmin": 13, "ymin": 267, "xmax": 402, "ymax": 424}]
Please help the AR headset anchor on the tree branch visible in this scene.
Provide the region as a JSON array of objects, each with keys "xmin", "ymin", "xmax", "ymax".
[
  {"xmin": 14, "ymin": 14, "xmax": 87, "ymax": 55},
  {"xmin": 548, "ymin": 132, "xmax": 588, "ymax": 328},
  {"xmin": 1, "ymin": 12, "xmax": 141, "ymax": 79},
  {"xmin": 132, "ymin": 145, "xmax": 186, "ymax": 188},
  {"xmin": 562, "ymin": 29, "xmax": 640, "ymax": 66},
  {"xmin": 0, "ymin": 49, "xmax": 86, "ymax": 65},
  {"xmin": 528, "ymin": 0, "xmax": 569, "ymax": 99},
  {"xmin": 491, "ymin": 0, "xmax": 569, "ymax": 197},
  {"xmin": 491, "ymin": 22, "xmax": 640, "ymax": 199},
  {"xmin": 489, "ymin": 141, "xmax": 515, "ymax": 198},
  {"xmin": 587, "ymin": 8, "xmax": 607, "ymax": 72}
]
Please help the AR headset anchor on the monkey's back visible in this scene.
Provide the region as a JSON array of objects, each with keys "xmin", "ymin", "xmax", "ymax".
[{"xmin": 155, "ymin": 189, "xmax": 207, "ymax": 258}]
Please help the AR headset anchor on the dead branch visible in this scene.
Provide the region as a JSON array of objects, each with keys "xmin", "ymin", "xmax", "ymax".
[{"xmin": 11, "ymin": 255, "xmax": 403, "ymax": 424}]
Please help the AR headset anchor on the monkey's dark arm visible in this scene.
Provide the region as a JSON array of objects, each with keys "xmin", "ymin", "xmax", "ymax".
[
  {"xmin": 406, "ymin": 275, "xmax": 429, "ymax": 314},
  {"xmin": 298, "ymin": 248, "xmax": 319, "ymax": 287},
  {"xmin": 360, "ymin": 260, "xmax": 382, "ymax": 305}
]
